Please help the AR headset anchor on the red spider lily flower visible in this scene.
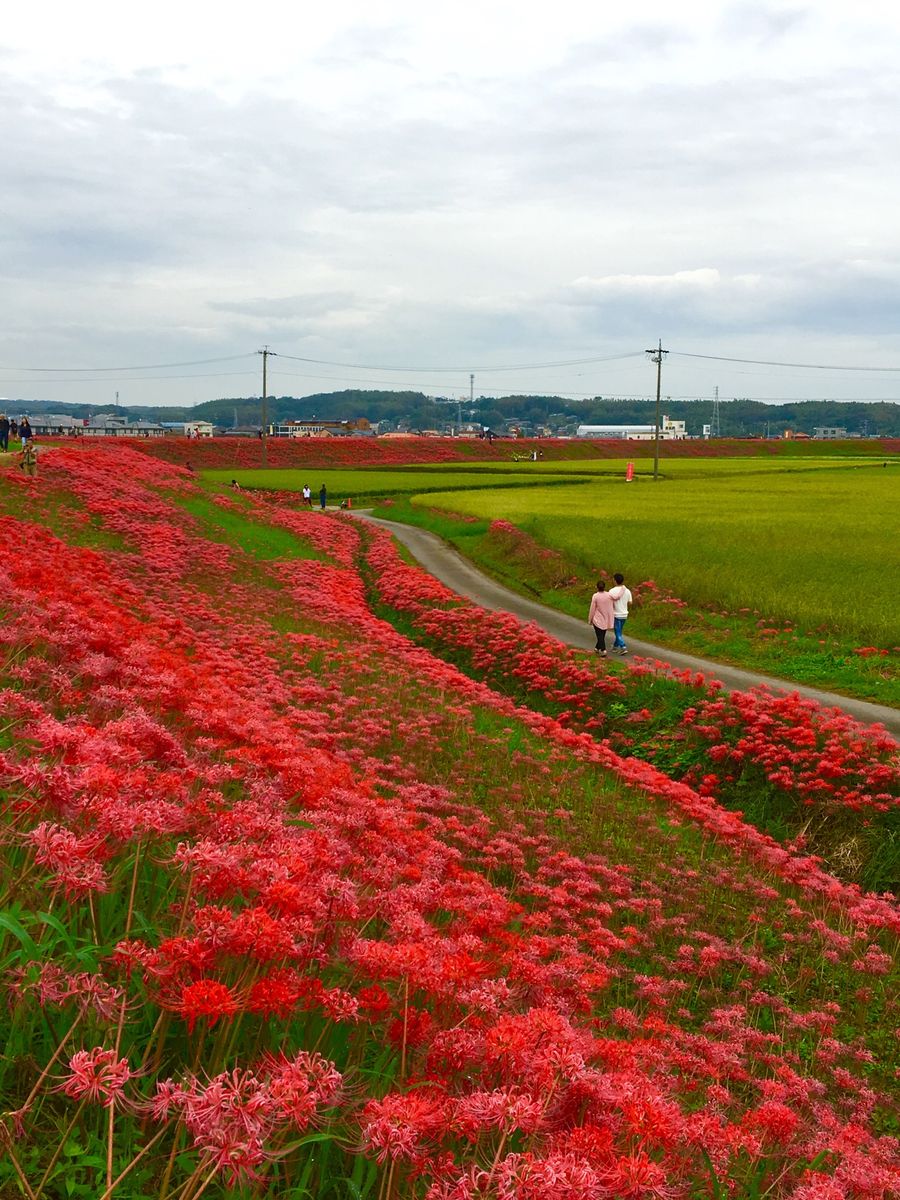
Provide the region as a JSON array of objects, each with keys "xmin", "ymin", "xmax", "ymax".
[
  {"xmin": 358, "ymin": 983, "xmax": 392, "ymax": 1018},
  {"xmin": 451, "ymin": 1088, "xmax": 547, "ymax": 1140},
  {"xmin": 263, "ymin": 1050, "xmax": 343, "ymax": 1128},
  {"xmin": 170, "ymin": 1068, "xmax": 274, "ymax": 1186},
  {"xmin": 361, "ymin": 1091, "xmax": 450, "ymax": 1163},
  {"xmin": 60, "ymin": 1048, "xmax": 131, "ymax": 1108},
  {"xmin": 27, "ymin": 821, "xmax": 109, "ymax": 897},
  {"xmin": 790, "ymin": 1174, "xmax": 847, "ymax": 1200},
  {"xmin": 247, "ymin": 971, "xmax": 302, "ymax": 1019},
  {"xmin": 176, "ymin": 979, "xmax": 238, "ymax": 1033},
  {"xmin": 743, "ymin": 1099, "xmax": 802, "ymax": 1143},
  {"xmin": 9, "ymin": 962, "xmax": 123, "ymax": 1018},
  {"xmin": 598, "ymin": 1150, "xmax": 679, "ymax": 1200}
]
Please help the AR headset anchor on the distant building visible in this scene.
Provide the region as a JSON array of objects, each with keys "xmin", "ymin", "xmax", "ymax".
[
  {"xmin": 813, "ymin": 426, "xmax": 849, "ymax": 440},
  {"xmin": 83, "ymin": 416, "xmax": 166, "ymax": 438},
  {"xmin": 161, "ymin": 421, "xmax": 215, "ymax": 438},
  {"xmin": 575, "ymin": 416, "xmax": 687, "ymax": 440},
  {"xmin": 273, "ymin": 418, "xmax": 373, "ymax": 438},
  {"xmin": 24, "ymin": 414, "xmax": 82, "ymax": 436}
]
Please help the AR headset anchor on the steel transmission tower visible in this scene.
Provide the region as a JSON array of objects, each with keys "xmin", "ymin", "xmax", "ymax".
[{"xmin": 711, "ymin": 385, "xmax": 721, "ymax": 438}]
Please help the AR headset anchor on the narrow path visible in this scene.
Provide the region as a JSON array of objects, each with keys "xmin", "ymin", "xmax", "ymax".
[{"xmin": 353, "ymin": 512, "xmax": 900, "ymax": 738}]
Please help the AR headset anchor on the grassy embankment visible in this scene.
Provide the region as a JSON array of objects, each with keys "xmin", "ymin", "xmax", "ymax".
[{"xmin": 7, "ymin": 448, "xmax": 898, "ymax": 1197}]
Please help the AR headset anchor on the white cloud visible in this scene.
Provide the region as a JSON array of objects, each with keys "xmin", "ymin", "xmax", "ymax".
[
  {"xmin": 3, "ymin": 1, "xmax": 900, "ymax": 406},
  {"xmin": 570, "ymin": 270, "xmax": 722, "ymax": 296}
]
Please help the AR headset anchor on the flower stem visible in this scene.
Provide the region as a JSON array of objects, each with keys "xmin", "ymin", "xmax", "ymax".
[
  {"xmin": 33, "ymin": 1098, "xmax": 88, "ymax": 1200},
  {"xmin": 96, "ymin": 1126, "xmax": 167, "ymax": 1200}
]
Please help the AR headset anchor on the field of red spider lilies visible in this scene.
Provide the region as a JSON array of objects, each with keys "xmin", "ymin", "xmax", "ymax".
[
  {"xmin": 91, "ymin": 432, "xmax": 900, "ymax": 472},
  {"xmin": 0, "ymin": 443, "xmax": 898, "ymax": 1200}
]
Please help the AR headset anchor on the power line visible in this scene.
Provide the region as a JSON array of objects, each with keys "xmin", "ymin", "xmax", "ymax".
[
  {"xmin": 673, "ymin": 351, "xmax": 900, "ymax": 373},
  {"xmin": 4, "ymin": 344, "xmax": 900, "ymax": 377},
  {"xmin": 273, "ymin": 351, "xmax": 646, "ymax": 373},
  {"xmin": 267, "ymin": 366, "xmax": 618, "ymax": 395},
  {"xmin": 0, "ymin": 353, "xmax": 258, "ymax": 373},
  {"xmin": 0, "ymin": 370, "xmax": 260, "ymax": 384}
]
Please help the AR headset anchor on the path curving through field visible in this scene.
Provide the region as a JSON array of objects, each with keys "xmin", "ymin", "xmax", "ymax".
[{"xmin": 353, "ymin": 511, "xmax": 900, "ymax": 739}]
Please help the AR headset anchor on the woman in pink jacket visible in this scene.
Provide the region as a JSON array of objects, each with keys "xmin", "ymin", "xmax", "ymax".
[{"xmin": 588, "ymin": 580, "xmax": 615, "ymax": 656}]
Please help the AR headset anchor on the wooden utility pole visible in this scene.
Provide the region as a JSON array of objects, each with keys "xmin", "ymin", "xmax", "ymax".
[
  {"xmin": 646, "ymin": 340, "xmax": 669, "ymax": 480},
  {"xmin": 258, "ymin": 346, "xmax": 274, "ymax": 467}
]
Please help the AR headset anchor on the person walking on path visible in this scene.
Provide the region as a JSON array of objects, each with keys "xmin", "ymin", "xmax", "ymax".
[
  {"xmin": 608, "ymin": 573, "xmax": 633, "ymax": 654},
  {"xmin": 588, "ymin": 580, "xmax": 615, "ymax": 656},
  {"xmin": 302, "ymin": 484, "xmax": 312, "ymax": 508},
  {"xmin": 319, "ymin": 484, "xmax": 327, "ymax": 510},
  {"xmin": 0, "ymin": 415, "xmax": 9, "ymax": 452},
  {"xmin": 19, "ymin": 417, "xmax": 33, "ymax": 447}
]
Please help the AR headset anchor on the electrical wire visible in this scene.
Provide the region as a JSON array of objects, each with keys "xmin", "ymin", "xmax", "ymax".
[
  {"xmin": 267, "ymin": 366, "xmax": 627, "ymax": 396},
  {"xmin": 273, "ymin": 351, "xmax": 646, "ymax": 372},
  {"xmin": 0, "ymin": 353, "xmax": 258, "ymax": 373},
  {"xmin": 673, "ymin": 351, "xmax": 900, "ymax": 373},
  {"xmin": 0, "ymin": 370, "xmax": 260, "ymax": 385}
]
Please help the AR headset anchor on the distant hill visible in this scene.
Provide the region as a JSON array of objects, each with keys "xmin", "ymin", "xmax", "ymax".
[{"xmin": 5, "ymin": 391, "xmax": 899, "ymax": 437}]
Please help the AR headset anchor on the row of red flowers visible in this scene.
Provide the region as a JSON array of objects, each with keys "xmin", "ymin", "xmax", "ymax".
[
  {"xmin": 356, "ymin": 518, "xmax": 898, "ymax": 895},
  {"xmin": 0, "ymin": 444, "xmax": 896, "ymax": 1199}
]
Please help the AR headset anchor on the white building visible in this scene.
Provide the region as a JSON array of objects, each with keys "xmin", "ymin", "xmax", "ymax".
[
  {"xmin": 161, "ymin": 421, "xmax": 215, "ymax": 438},
  {"xmin": 576, "ymin": 416, "xmax": 687, "ymax": 440},
  {"xmin": 273, "ymin": 418, "xmax": 373, "ymax": 437}
]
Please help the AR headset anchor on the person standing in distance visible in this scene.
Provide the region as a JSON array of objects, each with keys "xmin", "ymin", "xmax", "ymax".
[
  {"xmin": 608, "ymin": 573, "xmax": 632, "ymax": 654},
  {"xmin": 302, "ymin": 483, "xmax": 312, "ymax": 508},
  {"xmin": 587, "ymin": 580, "xmax": 615, "ymax": 656},
  {"xmin": 319, "ymin": 484, "xmax": 327, "ymax": 510}
]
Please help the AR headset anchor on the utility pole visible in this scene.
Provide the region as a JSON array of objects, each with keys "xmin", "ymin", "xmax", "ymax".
[
  {"xmin": 257, "ymin": 346, "xmax": 275, "ymax": 467},
  {"xmin": 645, "ymin": 340, "xmax": 668, "ymax": 480}
]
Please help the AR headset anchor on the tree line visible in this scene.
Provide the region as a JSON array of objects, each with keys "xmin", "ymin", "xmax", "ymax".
[{"xmin": 9, "ymin": 391, "xmax": 900, "ymax": 437}]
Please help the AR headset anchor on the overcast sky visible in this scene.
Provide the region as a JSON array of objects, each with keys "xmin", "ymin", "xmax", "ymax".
[{"xmin": 4, "ymin": 1, "xmax": 900, "ymax": 409}]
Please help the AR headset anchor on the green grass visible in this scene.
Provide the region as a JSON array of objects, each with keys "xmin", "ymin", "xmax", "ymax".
[
  {"xmin": 391, "ymin": 454, "xmax": 900, "ymax": 478},
  {"xmin": 202, "ymin": 467, "xmax": 589, "ymax": 502},
  {"xmin": 176, "ymin": 492, "xmax": 327, "ymax": 560},
  {"xmin": 409, "ymin": 465, "xmax": 900, "ymax": 646},
  {"xmin": 367, "ymin": 460, "xmax": 900, "ymax": 705}
]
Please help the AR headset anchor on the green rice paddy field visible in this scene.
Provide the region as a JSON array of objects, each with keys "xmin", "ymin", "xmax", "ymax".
[
  {"xmin": 211, "ymin": 456, "xmax": 900, "ymax": 703},
  {"xmin": 203, "ymin": 466, "xmax": 590, "ymax": 497}
]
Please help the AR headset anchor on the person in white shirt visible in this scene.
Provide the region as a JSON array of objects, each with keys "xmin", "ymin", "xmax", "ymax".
[
  {"xmin": 608, "ymin": 573, "xmax": 633, "ymax": 654},
  {"xmin": 302, "ymin": 484, "xmax": 312, "ymax": 508}
]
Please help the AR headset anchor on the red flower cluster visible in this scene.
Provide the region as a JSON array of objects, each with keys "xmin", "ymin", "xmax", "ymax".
[{"xmin": 0, "ymin": 442, "xmax": 896, "ymax": 1198}]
